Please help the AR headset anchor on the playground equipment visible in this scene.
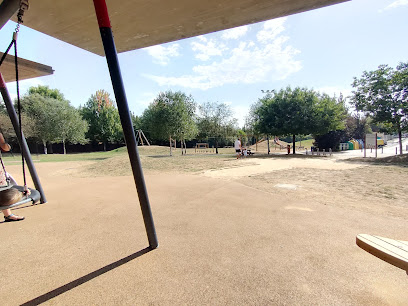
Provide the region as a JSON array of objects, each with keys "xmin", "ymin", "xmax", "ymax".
[
  {"xmin": 195, "ymin": 143, "xmax": 213, "ymax": 154},
  {"xmin": 0, "ymin": 0, "xmax": 350, "ymax": 250},
  {"xmin": 341, "ymin": 134, "xmax": 387, "ymax": 151},
  {"xmin": 0, "ymin": 7, "xmax": 46, "ymax": 208},
  {"xmin": 135, "ymin": 129, "xmax": 150, "ymax": 146},
  {"xmin": 348, "ymin": 139, "xmax": 359, "ymax": 150},
  {"xmin": 273, "ymin": 137, "xmax": 289, "ymax": 150},
  {"xmin": 339, "ymin": 143, "xmax": 349, "ymax": 150},
  {"xmin": 306, "ymin": 148, "xmax": 332, "ymax": 156}
]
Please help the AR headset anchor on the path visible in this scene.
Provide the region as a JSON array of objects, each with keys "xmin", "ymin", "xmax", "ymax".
[{"xmin": 0, "ymin": 159, "xmax": 407, "ymax": 305}]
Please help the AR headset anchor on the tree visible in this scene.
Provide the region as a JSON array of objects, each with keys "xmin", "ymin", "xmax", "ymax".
[
  {"xmin": 253, "ymin": 87, "xmax": 345, "ymax": 154},
  {"xmin": 28, "ymin": 85, "xmax": 65, "ymax": 101},
  {"xmin": 197, "ymin": 102, "xmax": 237, "ymax": 153},
  {"xmin": 20, "ymin": 92, "xmax": 88, "ymax": 154},
  {"xmin": 20, "ymin": 93, "xmax": 61, "ymax": 153},
  {"xmin": 130, "ymin": 112, "xmax": 142, "ymax": 131},
  {"xmin": 21, "ymin": 85, "xmax": 68, "ymax": 152},
  {"xmin": 351, "ymin": 62, "xmax": 408, "ymax": 154},
  {"xmin": 244, "ymin": 102, "xmax": 264, "ymax": 147},
  {"xmin": 141, "ymin": 90, "xmax": 197, "ymax": 155},
  {"xmin": 0, "ymin": 102, "xmax": 37, "ymax": 141},
  {"xmin": 53, "ymin": 101, "xmax": 88, "ymax": 154},
  {"xmin": 344, "ymin": 114, "xmax": 372, "ymax": 141},
  {"xmin": 81, "ymin": 90, "xmax": 122, "ymax": 151}
]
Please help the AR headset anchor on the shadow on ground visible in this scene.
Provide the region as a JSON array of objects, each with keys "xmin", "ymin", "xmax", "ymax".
[
  {"xmin": 344, "ymin": 153, "xmax": 408, "ymax": 167},
  {"xmin": 21, "ymin": 247, "xmax": 152, "ymax": 306}
]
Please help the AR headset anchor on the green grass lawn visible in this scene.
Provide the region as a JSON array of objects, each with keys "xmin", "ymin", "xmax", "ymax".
[
  {"xmin": 295, "ymin": 139, "xmax": 314, "ymax": 148},
  {"xmin": 2, "ymin": 145, "xmax": 237, "ymax": 164},
  {"xmin": 1, "ymin": 149, "xmax": 123, "ymax": 163}
]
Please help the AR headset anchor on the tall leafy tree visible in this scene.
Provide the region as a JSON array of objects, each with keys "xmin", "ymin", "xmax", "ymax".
[
  {"xmin": 22, "ymin": 85, "xmax": 67, "ymax": 150},
  {"xmin": 28, "ymin": 85, "xmax": 65, "ymax": 101},
  {"xmin": 81, "ymin": 90, "xmax": 122, "ymax": 151},
  {"xmin": 141, "ymin": 90, "xmax": 197, "ymax": 155},
  {"xmin": 54, "ymin": 101, "xmax": 88, "ymax": 154},
  {"xmin": 197, "ymin": 102, "xmax": 237, "ymax": 153},
  {"xmin": 351, "ymin": 62, "xmax": 408, "ymax": 154},
  {"xmin": 20, "ymin": 93, "xmax": 87, "ymax": 153},
  {"xmin": 244, "ymin": 102, "xmax": 264, "ymax": 147},
  {"xmin": 20, "ymin": 93, "xmax": 61, "ymax": 153},
  {"xmin": 253, "ymin": 87, "xmax": 345, "ymax": 154},
  {"xmin": 0, "ymin": 102, "xmax": 36, "ymax": 141}
]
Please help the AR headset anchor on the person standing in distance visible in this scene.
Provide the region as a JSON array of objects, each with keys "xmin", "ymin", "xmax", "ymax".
[{"xmin": 234, "ymin": 137, "xmax": 242, "ymax": 159}]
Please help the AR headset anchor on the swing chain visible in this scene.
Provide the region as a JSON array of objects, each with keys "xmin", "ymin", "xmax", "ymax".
[{"xmin": 14, "ymin": 0, "xmax": 29, "ymax": 34}]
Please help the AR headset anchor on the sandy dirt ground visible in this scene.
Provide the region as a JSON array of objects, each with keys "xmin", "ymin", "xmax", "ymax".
[{"xmin": 0, "ymin": 152, "xmax": 407, "ymax": 305}]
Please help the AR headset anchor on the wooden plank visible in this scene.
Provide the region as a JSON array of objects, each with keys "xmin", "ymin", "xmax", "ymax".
[{"xmin": 356, "ymin": 234, "xmax": 408, "ymax": 272}]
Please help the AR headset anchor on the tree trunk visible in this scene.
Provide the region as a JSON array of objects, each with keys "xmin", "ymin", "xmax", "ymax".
[
  {"xmin": 292, "ymin": 135, "xmax": 296, "ymax": 155},
  {"xmin": 43, "ymin": 140, "xmax": 47, "ymax": 155},
  {"xmin": 103, "ymin": 141, "xmax": 107, "ymax": 151},
  {"xmin": 181, "ymin": 140, "xmax": 183, "ymax": 155},
  {"xmin": 267, "ymin": 136, "xmax": 270, "ymax": 154},
  {"xmin": 169, "ymin": 136, "xmax": 172, "ymax": 156},
  {"xmin": 215, "ymin": 138, "xmax": 219, "ymax": 154},
  {"xmin": 63, "ymin": 138, "xmax": 66, "ymax": 155},
  {"xmin": 398, "ymin": 126, "xmax": 403, "ymax": 155}
]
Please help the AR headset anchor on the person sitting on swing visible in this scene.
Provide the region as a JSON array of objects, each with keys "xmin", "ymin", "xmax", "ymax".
[{"xmin": 0, "ymin": 132, "xmax": 26, "ymax": 222}]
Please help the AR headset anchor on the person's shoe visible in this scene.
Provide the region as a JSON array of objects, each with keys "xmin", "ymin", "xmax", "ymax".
[{"xmin": 4, "ymin": 214, "xmax": 25, "ymax": 222}]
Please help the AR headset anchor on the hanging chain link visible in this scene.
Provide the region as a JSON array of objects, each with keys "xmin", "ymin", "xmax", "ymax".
[{"xmin": 14, "ymin": 0, "xmax": 29, "ymax": 34}]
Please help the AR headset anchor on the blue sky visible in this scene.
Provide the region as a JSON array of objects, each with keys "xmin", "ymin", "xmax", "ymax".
[{"xmin": 1, "ymin": 0, "xmax": 407, "ymax": 127}]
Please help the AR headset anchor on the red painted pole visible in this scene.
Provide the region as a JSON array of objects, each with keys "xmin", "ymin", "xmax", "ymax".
[{"xmin": 93, "ymin": 0, "xmax": 158, "ymax": 249}]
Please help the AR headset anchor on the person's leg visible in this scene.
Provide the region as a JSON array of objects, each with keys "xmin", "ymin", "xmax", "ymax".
[
  {"xmin": 1, "ymin": 189, "xmax": 25, "ymax": 221},
  {"xmin": 2, "ymin": 209, "xmax": 25, "ymax": 221}
]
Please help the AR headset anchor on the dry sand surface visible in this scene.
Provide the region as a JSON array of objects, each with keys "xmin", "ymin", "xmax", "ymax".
[{"xmin": 1, "ymin": 152, "xmax": 407, "ymax": 305}]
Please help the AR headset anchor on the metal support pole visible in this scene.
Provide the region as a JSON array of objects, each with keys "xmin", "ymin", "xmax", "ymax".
[
  {"xmin": 0, "ymin": 72, "xmax": 47, "ymax": 203},
  {"xmin": 93, "ymin": 0, "xmax": 158, "ymax": 249},
  {"xmin": 375, "ymin": 132, "xmax": 377, "ymax": 158},
  {"xmin": 0, "ymin": 0, "xmax": 19, "ymax": 31}
]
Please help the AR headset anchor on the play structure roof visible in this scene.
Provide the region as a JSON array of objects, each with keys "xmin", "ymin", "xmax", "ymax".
[
  {"xmin": 0, "ymin": 52, "xmax": 53, "ymax": 82},
  {"xmin": 6, "ymin": 0, "xmax": 349, "ymax": 56}
]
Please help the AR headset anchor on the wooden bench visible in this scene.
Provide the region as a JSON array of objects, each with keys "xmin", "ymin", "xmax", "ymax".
[{"xmin": 356, "ymin": 234, "xmax": 408, "ymax": 273}]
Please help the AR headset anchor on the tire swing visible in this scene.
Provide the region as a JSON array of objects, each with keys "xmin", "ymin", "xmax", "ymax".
[
  {"xmin": 0, "ymin": 1, "xmax": 41, "ymax": 211},
  {"xmin": 0, "ymin": 148, "xmax": 41, "ymax": 211}
]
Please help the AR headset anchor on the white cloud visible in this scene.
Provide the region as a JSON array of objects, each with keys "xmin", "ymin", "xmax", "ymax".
[
  {"xmin": 146, "ymin": 18, "xmax": 301, "ymax": 90},
  {"xmin": 221, "ymin": 26, "xmax": 249, "ymax": 39},
  {"xmin": 145, "ymin": 44, "xmax": 180, "ymax": 65},
  {"xmin": 381, "ymin": 0, "xmax": 408, "ymax": 11},
  {"xmin": 256, "ymin": 18, "xmax": 287, "ymax": 43},
  {"xmin": 191, "ymin": 37, "xmax": 227, "ymax": 61}
]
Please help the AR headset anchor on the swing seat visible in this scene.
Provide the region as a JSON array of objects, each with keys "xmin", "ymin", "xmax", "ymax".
[
  {"xmin": 356, "ymin": 234, "xmax": 408, "ymax": 273},
  {"xmin": 0, "ymin": 186, "xmax": 40, "ymax": 210}
]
